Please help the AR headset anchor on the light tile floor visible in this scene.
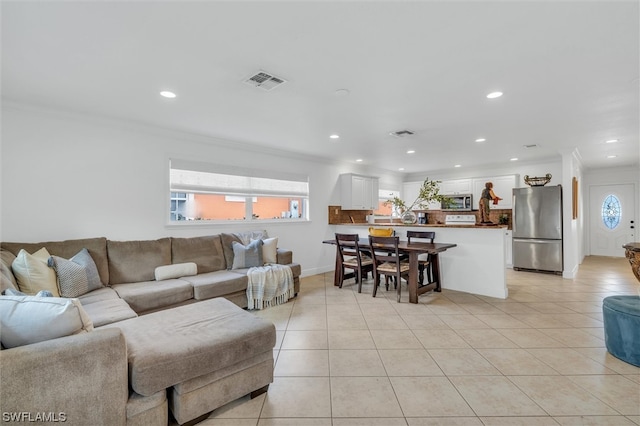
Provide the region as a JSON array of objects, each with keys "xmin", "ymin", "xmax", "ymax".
[{"xmin": 199, "ymin": 256, "xmax": 640, "ymax": 426}]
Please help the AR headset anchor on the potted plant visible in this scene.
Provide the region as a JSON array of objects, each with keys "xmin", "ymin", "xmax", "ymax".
[{"xmin": 385, "ymin": 178, "xmax": 451, "ymax": 224}]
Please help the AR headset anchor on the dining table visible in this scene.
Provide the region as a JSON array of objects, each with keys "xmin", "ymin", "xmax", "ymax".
[{"xmin": 323, "ymin": 239, "xmax": 457, "ymax": 303}]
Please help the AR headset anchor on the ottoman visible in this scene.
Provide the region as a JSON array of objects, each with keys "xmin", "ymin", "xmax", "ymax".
[
  {"xmin": 104, "ymin": 297, "xmax": 276, "ymax": 424},
  {"xmin": 602, "ymin": 295, "xmax": 640, "ymax": 367}
]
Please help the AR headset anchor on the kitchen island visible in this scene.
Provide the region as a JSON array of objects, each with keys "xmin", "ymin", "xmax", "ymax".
[{"xmin": 332, "ymin": 223, "xmax": 508, "ymax": 299}]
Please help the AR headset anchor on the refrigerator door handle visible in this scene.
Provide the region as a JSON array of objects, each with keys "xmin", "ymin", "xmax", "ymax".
[{"xmin": 513, "ymin": 238, "xmax": 560, "ymax": 244}]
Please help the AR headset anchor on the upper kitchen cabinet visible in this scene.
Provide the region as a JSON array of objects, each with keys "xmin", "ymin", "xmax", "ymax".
[
  {"xmin": 440, "ymin": 179, "xmax": 472, "ymax": 195},
  {"xmin": 403, "ymin": 181, "xmax": 440, "ymax": 210},
  {"xmin": 472, "ymin": 175, "xmax": 518, "ymax": 210},
  {"xmin": 340, "ymin": 173, "xmax": 379, "ymax": 210}
]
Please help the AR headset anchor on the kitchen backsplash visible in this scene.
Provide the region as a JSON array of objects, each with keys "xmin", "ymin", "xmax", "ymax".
[{"xmin": 329, "ymin": 205, "xmax": 512, "ymax": 228}]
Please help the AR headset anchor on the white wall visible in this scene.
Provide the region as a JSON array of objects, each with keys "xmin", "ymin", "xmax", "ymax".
[
  {"xmin": 1, "ymin": 104, "xmax": 403, "ymax": 277},
  {"xmin": 560, "ymin": 149, "xmax": 584, "ymax": 278}
]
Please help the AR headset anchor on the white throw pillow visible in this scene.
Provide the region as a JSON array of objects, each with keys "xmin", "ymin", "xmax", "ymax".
[
  {"xmin": 262, "ymin": 237, "xmax": 278, "ymax": 264},
  {"xmin": 0, "ymin": 296, "xmax": 93, "ymax": 349},
  {"xmin": 154, "ymin": 262, "xmax": 198, "ymax": 281},
  {"xmin": 11, "ymin": 248, "xmax": 60, "ymax": 296}
]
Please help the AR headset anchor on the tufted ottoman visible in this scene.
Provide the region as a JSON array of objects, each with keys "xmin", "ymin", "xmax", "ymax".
[
  {"xmin": 602, "ymin": 295, "xmax": 640, "ymax": 367},
  {"xmin": 104, "ymin": 297, "xmax": 276, "ymax": 424}
]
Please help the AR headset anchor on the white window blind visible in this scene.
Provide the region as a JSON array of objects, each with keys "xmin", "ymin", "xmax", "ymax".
[{"xmin": 170, "ymin": 159, "xmax": 309, "ymax": 197}]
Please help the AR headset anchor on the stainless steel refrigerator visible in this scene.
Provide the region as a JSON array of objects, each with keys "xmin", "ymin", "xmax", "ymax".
[{"xmin": 512, "ymin": 185, "xmax": 563, "ymax": 274}]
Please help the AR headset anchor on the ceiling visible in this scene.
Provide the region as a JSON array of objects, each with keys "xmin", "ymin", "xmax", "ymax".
[{"xmin": 2, "ymin": 1, "xmax": 639, "ymax": 174}]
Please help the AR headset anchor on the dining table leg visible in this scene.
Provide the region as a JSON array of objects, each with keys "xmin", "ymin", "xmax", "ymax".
[
  {"xmin": 432, "ymin": 253, "xmax": 442, "ymax": 292},
  {"xmin": 334, "ymin": 249, "xmax": 341, "ymax": 287},
  {"xmin": 408, "ymin": 251, "xmax": 419, "ymax": 303}
]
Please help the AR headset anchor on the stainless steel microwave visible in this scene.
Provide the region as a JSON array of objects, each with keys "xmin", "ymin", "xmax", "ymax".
[{"xmin": 442, "ymin": 194, "xmax": 473, "ymax": 211}]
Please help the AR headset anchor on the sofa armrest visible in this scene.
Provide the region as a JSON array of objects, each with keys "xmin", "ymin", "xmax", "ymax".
[
  {"xmin": 276, "ymin": 249, "xmax": 292, "ymax": 265},
  {"xmin": 0, "ymin": 328, "xmax": 128, "ymax": 425}
]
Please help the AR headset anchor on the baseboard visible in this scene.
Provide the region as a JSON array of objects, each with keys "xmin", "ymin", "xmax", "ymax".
[{"xmin": 300, "ymin": 265, "xmax": 334, "ymax": 277}]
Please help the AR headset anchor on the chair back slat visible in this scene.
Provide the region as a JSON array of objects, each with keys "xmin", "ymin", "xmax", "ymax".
[
  {"xmin": 406, "ymin": 231, "xmax": 435, "ymax": 244},
  {"xmin": 368, "ymin": 236, "xmax": 401, "ymax": 263},
  {"xmin": 335, "ymin": 233, "xmax": 361, "ymax": 261}
]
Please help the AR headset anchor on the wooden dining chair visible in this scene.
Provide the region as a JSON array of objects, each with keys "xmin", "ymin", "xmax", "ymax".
[
  {"xmin": 335, "ymin": 233, "xmax": 374, "ymax": 293},
  {"xmin": 368, "ymin": 235, "xmax": 410, "ymax": 302},
  {"xmin": 406, "ymin": 231, "xmax": 435, "ymax": 285}
]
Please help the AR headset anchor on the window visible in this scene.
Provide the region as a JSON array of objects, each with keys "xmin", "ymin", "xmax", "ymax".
[
  {"xmin": 374, "ymin": 189, "xmax": 400, "ymax": 217},
  {"xmin": 601, "ymin": 194, "xmax": 621, "ymax": 229},
  {"xmin": 169, "ymin": 159, "xmax": 309, "ymax": 222}
]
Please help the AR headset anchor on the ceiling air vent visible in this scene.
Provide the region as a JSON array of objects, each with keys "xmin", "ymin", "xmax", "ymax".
[
  {"xmin": 243, "ymin": 70, "xmax": 287, "ymax": 91},
  {"xmin": 390, "ymin": 130, "xmax": 414, "ymax": 137},
  {"xmin": 523, "ymin": 144, "xmax": 538, "ymax": 149}
]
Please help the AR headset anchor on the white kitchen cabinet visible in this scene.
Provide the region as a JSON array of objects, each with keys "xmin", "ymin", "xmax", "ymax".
[
  {"xmin": 403, "ymin": 181, "xmax": 441, "ymax": 210},
  {"xmin": 440, "ymin": 179, "xmax": 472, "ymax": 195},
  {"xmin": 340, "ymin": 173, "xmax": 379, "ymax": 210},
  {"xmin": 472, "ymin": 175, "xmax": 518, "ymax": 210},
  {"xmin": 504, "ymin": 229, "xmax": 513, "ymax": 268}
]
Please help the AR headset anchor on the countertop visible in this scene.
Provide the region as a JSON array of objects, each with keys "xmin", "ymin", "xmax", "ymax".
[{"xmin": 335, "ymin": 223, "xmax": 508, "ymax": 229}]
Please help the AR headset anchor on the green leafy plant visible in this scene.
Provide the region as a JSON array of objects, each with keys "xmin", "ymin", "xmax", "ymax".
[{"xmin": 385, "ymin": 178, "xmax": 452, "ymax": 212}]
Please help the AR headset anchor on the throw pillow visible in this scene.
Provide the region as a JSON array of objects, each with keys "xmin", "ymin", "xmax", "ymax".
[
  {"xmin": 11, "ymin": 248, "xmax": 60, "ymax": 296},
  {"xmin": 0, "ymin": 295, "xmax": 93, "ymax": 349},
  {"xmin": 260, "ymin": 237, "xmax": 278, "ymax": 264},
  {"xmin": 231, "ymin": 239, "xmax": 264, "ymax": 270},
  {"xmin": 154, "ymin": 262, "xmax": 198, "ymax": 281},
  {"xmin": 48, "ymin": 248, "xmax": 102, "ymax": 298},
  {"xmin": 3, "ymin": 288, "xmax": 53, "ymax": 297}
]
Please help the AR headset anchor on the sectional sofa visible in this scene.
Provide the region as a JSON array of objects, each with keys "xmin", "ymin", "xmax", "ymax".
[{"xmin": 0, "ymin": 231, "xmax": 301, "ymax": 425}]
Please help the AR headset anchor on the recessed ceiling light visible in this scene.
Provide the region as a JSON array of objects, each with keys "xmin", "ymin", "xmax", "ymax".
[
  {"xmin": 356, "ymin": 159, "xmax": 363, "ymax": 162},
  {"xmin": 607, "ymin": 155, "xmax": 617, "ymax": 159},
  {"xmin": 406, "ymin": 150, "xmax": 415, "ymax": 154},
  {"xmin": 329, "ymin": 134, "xmax": 340, "ymax": 139},
  {"xmin": 334, "ymin": 89, "xmax": 350, "ymax": 96},
  {"xmin": 475, "ymin": 138, "xmax": 486, "ymax": 143},
  {"xmin": 160, "ymin": 91, "xmax": 176, "ymax": 98},
  {"xmin": 398, "ymin": 168, "xmax": 405, "ymax": 171},
  {"xmin": 486, "ymin": 91, "xmax": 503, "ymax": 99},
  {"xmin": 605, "ymin": 139, "xmax": 618, "ymax": 144},
  {"xmin": 454, "ymin": 164, "xmax": 462, "ymax": 168},
  {"xmin": 510, "ymin": 157, "xmax": 518, "ymax": 161}
]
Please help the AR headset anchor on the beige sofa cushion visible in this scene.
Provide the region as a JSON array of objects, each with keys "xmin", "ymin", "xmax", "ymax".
[
  {"xmin": 107, "ymin": 238, "xmax": 171, "ymax": 285},
  {"xmin": 102, "ymin": 297, "xmax": 275, "ymax": 396},
  {"xmin": 80, "ymin": 298, "xmax": 139, "ymax": 327},
  {"xmin": 181, "ymin": 270, "xmax": 248, "ymax": 300},
  {"xmin": 77, "ymin": 287, "xmax": 121, "ymax": 305},
  {"xmin": 111, "ymin": 279, "xmax": 193, "ymax": 313},
  {"xmin": 171, "ymin": 235, "xmax": 226, "ymax": 273},
  {"xmin": 0, "ymin": 296, "xmax": 93, "ymax": 348},
  {"xmin": 2, "ymin": 237, "xmax": 109, "ymax": 285},
  {"xmin": 0, "ymin": 249, "xmax": 18, "ymax": 293}
]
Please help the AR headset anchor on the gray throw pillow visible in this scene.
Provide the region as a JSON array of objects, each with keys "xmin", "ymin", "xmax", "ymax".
[
  {"xmin": 3, "ymin": 288, "xmax": 53, "ymax": 297},
  {"xmin": 48, "ymin": 248, "xmax": 102, "ymax": 298},
  {"xmin": 231, "ymin": 239, "xmax": 264, "ymax": 270}
]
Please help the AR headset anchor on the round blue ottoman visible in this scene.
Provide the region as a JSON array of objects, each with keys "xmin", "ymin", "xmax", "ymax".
[{"xmin": 603, "ymin": 295, "xmax": 640, "ymax": 367}]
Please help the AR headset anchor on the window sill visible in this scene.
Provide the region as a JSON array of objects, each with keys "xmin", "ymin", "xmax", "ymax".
[{"xmin": 165, "ymin": 218, "xmax": 310, "ymax": 228}]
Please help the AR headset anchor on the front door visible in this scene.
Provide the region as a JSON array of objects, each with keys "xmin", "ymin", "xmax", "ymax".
[{"xmin": 589, "ymin": 184, "xmax": 636, "ymax": 257}]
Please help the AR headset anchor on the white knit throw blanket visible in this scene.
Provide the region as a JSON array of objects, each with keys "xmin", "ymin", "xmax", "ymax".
[{"xmin": 246, "ymin": 264, "xmax": 294, "ymax": 310}]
